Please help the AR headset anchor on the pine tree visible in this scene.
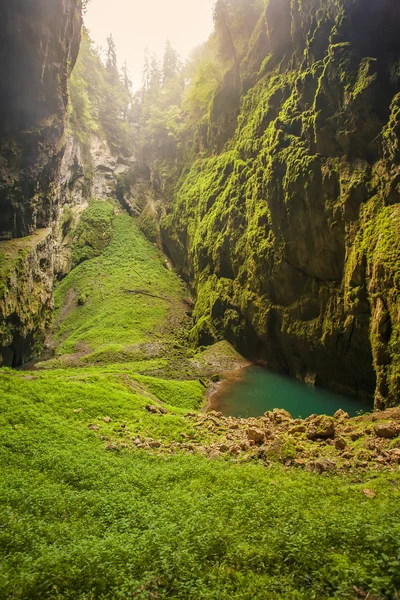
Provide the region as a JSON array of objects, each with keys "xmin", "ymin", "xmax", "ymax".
[
  {"xmin": 162, "ymin": 40, "xmax": 179, "ymax": 84},
  {"xmin": 106, "ymin": 34, "xmax": 118, "ymax": 82}
]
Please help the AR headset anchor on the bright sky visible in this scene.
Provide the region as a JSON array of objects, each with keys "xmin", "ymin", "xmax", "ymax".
[{"xmin": 84, "ymin": 0, "xmax": 214, "ymax": 91}]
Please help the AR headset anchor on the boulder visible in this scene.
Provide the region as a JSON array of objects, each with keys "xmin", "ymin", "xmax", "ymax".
[
  {"xmin": 247, "ymin": 428, "xmax": 265, "ymax": 445},
  {"xmin": 271, "ymin": 409, "xmax": 293, "ymax": 424},
  {"xmin": 306, "ymin": 416, "xmax": 335, "ymax": 440},
  {"xmin": 306, "ymin": 458, "xmax": 336, "ymax": 474},
  {"xmin": 335, "ymin": 437, "xmax": 347, "ymax": 450},
  {"xmin": 333, "ymin": 409, "xmax": 349, "ymax": 420},
  {"xmin": 374, "ymin": 424, "xmax": 398, "ymax": 439}
]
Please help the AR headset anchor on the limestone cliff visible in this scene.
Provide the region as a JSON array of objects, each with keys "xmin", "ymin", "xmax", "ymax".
[
  {"xmin": 0, "ymin": 0, "xmax": 82, "ymax": 365},
  {"xmin": 161, "ymin": 0, "xmax": 400, "ymax": 407}
]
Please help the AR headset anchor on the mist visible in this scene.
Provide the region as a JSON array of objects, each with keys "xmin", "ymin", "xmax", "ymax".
[{"xmin": 84, "ymin": 0, "xmax": 214, "ymax": 90}]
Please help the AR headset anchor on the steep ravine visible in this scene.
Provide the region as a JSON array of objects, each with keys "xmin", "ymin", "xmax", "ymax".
[{"xmin": 159, "ymin": 0, "xmax": 400, "ymax": 408}]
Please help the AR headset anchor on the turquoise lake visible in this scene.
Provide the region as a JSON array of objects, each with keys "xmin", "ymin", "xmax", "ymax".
[{"xmin": 211, "ymin": 365, "xmax": 373, "ymax": 419}]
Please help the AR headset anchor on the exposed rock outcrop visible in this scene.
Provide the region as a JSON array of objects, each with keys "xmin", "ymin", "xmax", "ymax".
[
  {"xmin": 161, "ymin": 0, "xmax": 400, "ymax": 407},
  {"xmin": 0, "ymin": 0, "xmax": 82, "ymax": 366},
  {"xmin": 0, "ymin": 0, "xmax": 82, "ymax": 239}
]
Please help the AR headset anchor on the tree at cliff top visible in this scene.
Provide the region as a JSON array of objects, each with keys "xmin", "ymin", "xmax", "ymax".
[
  {"xmin": 135, "ymin": 0, "xmax": 400, "ymax": 408},
  {"xmin": 69, "ymin": 28, "xmax": 135, "ymax": 156}
]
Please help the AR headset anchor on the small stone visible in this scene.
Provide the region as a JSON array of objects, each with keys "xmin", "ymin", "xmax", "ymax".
[
  {"xmin": 240, "ymin": 440, "xmax": 249, "ymax": 451},
  {"xmin": 209, "ymin": 450, "xmax": 221, "ymax": 460},
  {"xmin": 271, "ymin": 409, "xmax": 293, "ymax": 423},
  {"xmin": 145, "ymin": 405, "xmax": 159, "ymax": 414},
  {"xmin": 103, "ymin": 416, "xmax": 112, "ymax": 423},
  {"xmin": 333, "ymin": 409, "xmax": 349, "ymax": 420},
  {"xmin": 350, "ymin": 431, "xmax": 363, "ymax": 441},
  {"xmin": 335, "ymin": 437, "xmax": 347, "ymax": 450},
  {"xmin": 229, "ymin": 423, "xmax": 239, "ymax": 430},
  {"xmin": 185, "ymin": 412, "xmax": 196, "ymax": 418},
  {"xmin": 247, "ymin": 428, "xmax": 265, "ymax": 445},
  {"xmin": 133, "ymin": 438, "xmax": 142, "ymax": 445},
  {"xmin": 105, "ymin": 443, "xmax": 118, "ymax": 451},
  {"xmin": 218, "ymin": 443, "xmax": 230, "ymax": 453},
  {"xmin": 73, "ymin": 408, "xmax": 83, "ymax": 413},
  {"xmin": 148, "ymin": 440, "xmax": 161, "ymax": 449},
  {"xmin": 159, "ymin": 407, "xmax": 168, "ymax": 415},
  {"xmin": 389, "ymin": 449, "xmax": 400, "ymax": 463},
  {"xmin": 363, "ymin": 439, "xmax": 376, "ymax": 450},
  {"xmin": 306, "ymin": 416, "xmax": 335, "ymax": 440},
  {"xmin": 88, "ymin": 424, "xmax": 99, "ymax": 431},
  {"xmin": 307, "ymin": 458, "xmax": 336, "ymax": 474},
  {"xmin": 289, "ymin": 424, "xmax": 307, "ymax": 435},
  {"xmin": 374, "ymin": 424, "xmax": 398, "ymax": 439},
  {"xmin": 362, "ymin": 489, "xmax": 376, "ymax": 499}
]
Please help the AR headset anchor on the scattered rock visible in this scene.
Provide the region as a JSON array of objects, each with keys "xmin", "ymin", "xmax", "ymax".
[
  {"xmin": 363, "ymin": 439, "xmax": 376, "ymax": 450},
  {"xmin": 158, "ymin": 407, "xmax": 168, "ymax": 415},
  {"xmin": 148, "ymin": 440, "xmax": 161, "ymax": 449},
  {"xmin": 240, "ymin": 440, "xmax": 249, "ymax": 451},
  {"xmin": 88, "ymin": 424, "xmax": 99, "ymax": 431},
  {"xmin": 335, "ymin": 437, "xmax": 346, "ymax": 450},
  {"xmin": 307, "ymin": 458, "xmax": 336, "ymax": 474},
  {"xmin": 306, "ymin": 416, "xmax": 335, "ymax": 440},
  {"xmin": 229, "ymin": 423, "xmax": 239, "ymax": 430},
  {"xmin": 333, "ymin": 409, "xmax": 349, "ymax": 420},
  {"xmin": 73, "ymin": 408, "xmax": 83, "ymax": 413},
  {"xmin": 271, "ymin": 408, "xmax": 293, "ymax": 424},
  {"xmin": 362, "ymin": 489, "xmax": 376, "ymax": 499},
  {"xmin": 289, "ymin": 424, "xmax": 306, "ymax": 435},
  {"xmin": 374, "ymin": 424, "xmax": 398, "ymax": 439},
  {"xmin": 105, "ymin": 443, "xmax": 118, "ymax": 451},
  {"xmin": 145, "ymin": 405, "xmax": 159, "ymax": 414},
  {"xmin": 209, "ymin": 450, "xmax": 221, "ymax": 460},
  {"xmin": 218, "ymin": 443, "xmax": 230, "ymax": 453},
  {"xmin": 185, "ymin": 412, "xmax": 196, "ymax": 418},
  {"xmin": 389, "ymin": 449, "xmax": 400, "ymax": 463},
  {"xmin": 103, "ymin": 416, "xmax": 112, "ymax": 423},
  {"xmin": 350, "ymin": 431, "xmax": 363, "ymax": 441},
  {"xmin": 247, "ymin": 428, "xmax": 265, "ymax": 445}
]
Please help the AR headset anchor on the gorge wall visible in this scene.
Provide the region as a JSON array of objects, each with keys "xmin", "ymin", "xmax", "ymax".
[
  {"xmin": 160, "ymin": 0, "xmax": 400, "ymax": 407},
  {"xmin": 0, "ymin": 0, "xmax": 83, "ymax": 365}
]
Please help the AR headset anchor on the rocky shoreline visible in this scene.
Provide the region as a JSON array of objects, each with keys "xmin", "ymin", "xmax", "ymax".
[{"xmin": 98, "ymin": 404, "xmax": 400, "ymax": 476}]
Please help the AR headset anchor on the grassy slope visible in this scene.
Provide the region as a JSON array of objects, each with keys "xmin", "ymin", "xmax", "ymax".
[
  {"xmin": 54, "ymin": 206, "xmax": 189, "ymax": 364},
  {"xmin": 1, "ymin": 204, "xmax": 400, "ymax": 599}
]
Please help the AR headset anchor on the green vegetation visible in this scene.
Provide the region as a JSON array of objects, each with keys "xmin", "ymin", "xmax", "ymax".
[
  {"xmin": 71, "ymin": 201, "xmax": 115, "ymax": 267},
  {"xmin": 1, "ymin": 367, "xmax": 400, "ymax": 600},
  {"xmin": 1, "ymin": 0, "xmax": 400, "ymax": 598},
  {"xmin": 54, "ymin": 206, "xmax": 188, "ymax": 363},
  {"xmin": 69, "ymin": 29, "xmax": 134, "ymax": 158},
  {"xmin": 130, "ymin": 0, "xmax": 400, "ymax": 406}
]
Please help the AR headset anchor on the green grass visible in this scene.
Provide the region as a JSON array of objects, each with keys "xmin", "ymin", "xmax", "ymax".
[
  {"xmin": 1, "ymin": 368, "xmax": 400, "ymax": 600},
  {"xmin": 2, "ymin": 207, "xmax": 400, "ymax": 599},
  {"xmin": 71, "ymin": 201, "xmax": 115, "ymax": 267},
  {"xmin": 54, "ymin": 211, "xmax": 188, "ymax": 360}
]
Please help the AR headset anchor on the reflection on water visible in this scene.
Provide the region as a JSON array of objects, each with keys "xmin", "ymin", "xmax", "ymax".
[{"xmin": 211, "ymin": 365, "xmax": 373, "ymax": 419}]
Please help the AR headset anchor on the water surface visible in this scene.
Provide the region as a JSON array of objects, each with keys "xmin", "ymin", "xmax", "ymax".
[{"xmin": 211, "ymin": 365, "xmax": 373, "ymax": 419}]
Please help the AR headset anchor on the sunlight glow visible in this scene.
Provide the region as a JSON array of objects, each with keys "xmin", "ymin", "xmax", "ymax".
[{"xmin": 84, "ymin": 0, "xmax": 214, "ymax": 91}]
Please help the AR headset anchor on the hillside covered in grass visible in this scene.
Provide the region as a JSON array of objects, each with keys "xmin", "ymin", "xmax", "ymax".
[
  {"xmin": 1, "ymin": 201, "xmax": 400, "ymax": 599},
  {"xmin": 1, "ymin": 0, "xmax": 400, "ymax": 598}
]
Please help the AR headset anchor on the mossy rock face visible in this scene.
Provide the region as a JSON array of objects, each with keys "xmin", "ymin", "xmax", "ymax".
[
  {"xmin": 0, "ymin": 0, "xmax": 82, "ymax": 239},
  {"xmin": 160, "ymin": 0, "xmax": 400, "ymax": 407}
]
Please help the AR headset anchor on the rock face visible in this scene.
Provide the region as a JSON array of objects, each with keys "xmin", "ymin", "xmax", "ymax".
[
  {"xmin": 0, "ymin": 0, "xmax": 82, "ymax": 366},
  {"xmin": 0, "ymin": 0, "xmax": 82, "ymax": 239},
  {"xmin": 161, "ymin": 0, "xmax": 400, "ymax": 407}
]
